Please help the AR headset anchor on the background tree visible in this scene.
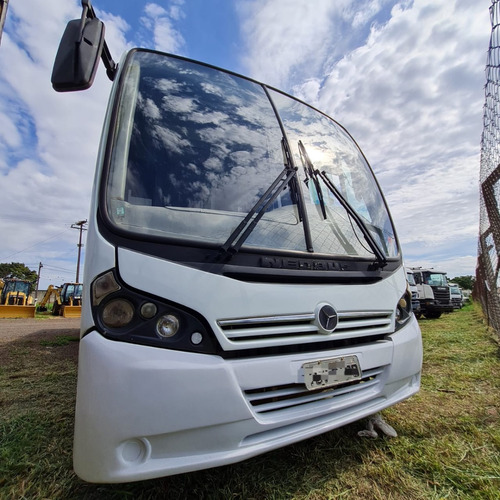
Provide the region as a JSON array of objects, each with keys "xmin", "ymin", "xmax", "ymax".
[
  {"xmin": 0, "ymin": 262, "xmax": 38, "ymax": 288},
  {"xmin": 449, "ymin": 275, "xmax": 475, "ymax": 290}
]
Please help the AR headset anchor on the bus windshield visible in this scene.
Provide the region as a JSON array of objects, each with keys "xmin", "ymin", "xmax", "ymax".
[{"xmin": 105, "ymin": 50, "xmax": 398, "ymax": 260}]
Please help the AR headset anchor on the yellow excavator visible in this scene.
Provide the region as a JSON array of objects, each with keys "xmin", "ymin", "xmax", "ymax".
[
  {"xmin": 0, "ymin": 278, "xmax": 36, "ymax": 318},
  {"xmin": 37, "ymin": 282, "xmax": 83, "ymax": 318}
]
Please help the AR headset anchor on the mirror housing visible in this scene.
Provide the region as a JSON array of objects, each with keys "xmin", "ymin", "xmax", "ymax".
[{"xmin": 51, "ymin": 17, "xmax": 105, "ymax": 92}]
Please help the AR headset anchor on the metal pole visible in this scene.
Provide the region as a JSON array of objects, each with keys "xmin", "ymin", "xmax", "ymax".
[
  {"xmin": 0, "ymin": 0, "xmax": 9, "ymax": 46},
  {"xmin": 35, "ymin": 261, "xmax": 43, "ymax": 304},
  {"xmin": 71, "ymin": 220, "xmax": 87, "ymax": 283},
  {"xmin": 76, "ymin": 226, "xmax": 83, "ymax": 283}
]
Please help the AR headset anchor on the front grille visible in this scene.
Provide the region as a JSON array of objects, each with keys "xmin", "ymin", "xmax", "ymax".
[
  {"xmin": 217, "ymin": 310, "xmax": 393, "ymax": 349},
  {"xmin": 244, "ymin": 366, "xmax": 384, "ymax": 416},
  {"xmin": 433, "ymin": 287, "xmax": 450, "ymax": 302}
]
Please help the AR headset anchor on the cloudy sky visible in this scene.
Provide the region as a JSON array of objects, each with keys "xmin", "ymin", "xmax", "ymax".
[{"xmin": 0, "ymin": 0, "xmax": 491, "ymax": 289}]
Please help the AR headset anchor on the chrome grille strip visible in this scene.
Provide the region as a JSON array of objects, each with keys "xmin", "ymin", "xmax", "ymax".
[
  {"xmin": 225, "ymin": 324, "xmax": 318, "ymax": 339},
  {"xmin": 335, "ymin": 317, "xmax": 392, "ymax": 330},
  {"xmin": 218, "ymin": 313, "xmax": 315, "ymax": 328},
  {"xmin": 244, "ymin": 366, "xmax": 384, "ymax": 415},
  {"xmin": 217, "ymin": 310, "xmax": 393, "ymax": 346}
]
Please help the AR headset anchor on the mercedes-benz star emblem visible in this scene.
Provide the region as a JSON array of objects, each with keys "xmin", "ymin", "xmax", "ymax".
[{"xmin": 317, "ymin": 304, "xmax": 338, "ymax": 333}]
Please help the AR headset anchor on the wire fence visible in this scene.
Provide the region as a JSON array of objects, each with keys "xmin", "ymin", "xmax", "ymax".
[{"xmin": 476, "ymin": 0, "xmax": 500, "ymax": 335}]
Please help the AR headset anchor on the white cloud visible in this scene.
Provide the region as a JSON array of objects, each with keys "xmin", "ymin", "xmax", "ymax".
[
  {"xmin": 140, "ymin": 2, "xmax": 186, "ymax": 54},
  {"xmin": 238, "ymin": 0, "xmax": 490, "ymax": 275},
  {"xmin": 237, "ymin": 0, "xmax": 404, "ymax": 89},
  {"xmin": 237, "ymin": 0, "xmax": 354, "ymax": 88},
  {"xmin": 313, "ymin": 0, "xmax": 488, "ymax": 275},
  {"xmin": 0, "ymin": 0, "xmax": 489, "ymax": 286},
  {"xmin": 0, "ymin": 110, "xmax": 21, "ymax": 149},
  {"xmin": 97, "ymin": 10, "xmax": 133, "ymax": 58},
  {"xmin": 351, "ymin": 0, "xmax": 384, "ymax": 28},
  {"xmin": 0, "ymin": 0, "xmax": 130, "ymax": 287}
]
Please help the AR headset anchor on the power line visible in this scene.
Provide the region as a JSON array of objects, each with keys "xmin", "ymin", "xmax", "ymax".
[
  {"xmin": 0, "ymin": 215, "xmax": 76, "ymax": 224},
  {"xmin": 42, "ymin": 264, "xmax": 75, "ymax": 273},
  {"xmin": 0, "ymin": 228, "xmax": 71, "ymax": 260}
]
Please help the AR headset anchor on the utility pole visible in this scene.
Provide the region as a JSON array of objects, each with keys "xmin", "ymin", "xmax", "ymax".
[
  {"xmin": 0, "ymin": 0, "xmax": 9, "ymax": 46},
  {"xmin": 35, "ymin": 261, "xmax": 43, "ymax": 303},
  {"xmin": 71, "ymin": 220, "xmax": 88, "ymax": 283}
]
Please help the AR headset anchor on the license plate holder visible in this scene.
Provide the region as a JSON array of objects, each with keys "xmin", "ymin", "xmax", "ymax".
[{"xmin": 302, "ymin": 355, "xmax": 361, "ymax": 390}]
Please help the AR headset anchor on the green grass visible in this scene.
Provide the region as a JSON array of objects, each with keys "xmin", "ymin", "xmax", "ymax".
[
  {"xmin": 1, "ymin": 303, "xmax": 499, "ymax": 499},
  {"xmin": 39, "ymin": 335, "xmax": 80, "ymax": 347}
]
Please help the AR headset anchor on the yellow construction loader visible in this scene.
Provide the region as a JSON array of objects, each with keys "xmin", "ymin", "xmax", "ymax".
[
  {"xmin": 0, "ymin": 278, "xmax": 36, "ymax": 318},
  {"xmin": 37, "ymin": 282, "xmax": 82, "ymax": 318}
]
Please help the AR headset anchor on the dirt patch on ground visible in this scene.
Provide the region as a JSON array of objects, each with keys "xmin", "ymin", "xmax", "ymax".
[
  {"xmin": 0, "ymin": 317, "xmax": 80, "ymax": 343},
  {"xmin": 0, "ymin": 317, "xmax": 81, "ymax": 365}
]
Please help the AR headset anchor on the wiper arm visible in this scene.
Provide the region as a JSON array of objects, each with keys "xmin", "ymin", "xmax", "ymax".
[
  {"xmin": 218, "ymin": 138, "xmax": 314, "ymax": 262},
  {"xmin": 218, "ymin": 162, "xmax": 297, "ymax": 262},
  {"xmin": 298, "ymin": 141, "xmax": 356, "ymax": 254},
  {"xmin": 282, "ymin": 138, "xmax": 314, "ymax": 252},
  {"xmin": 298, "ymin": 140, "xmax": 327, "ymax": 220},
  {"xmin": 317, "ymin": 169, "xmax": 387, "ymax": 266}
]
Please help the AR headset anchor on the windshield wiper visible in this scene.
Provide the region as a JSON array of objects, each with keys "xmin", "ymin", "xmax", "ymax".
[
  {"xmin": 282, "ymin": 138, "xmax": 314, "ymax": 252},
  {"xmin": 297, "ymin": 140, "xmax": 386, "ymax": 266},
  {"xmin": 217, "ymin": 141, "xmax": 298, "ymax": 262},
  {"xmin": 298, "ymin": 140, "xmax": 327, "ymax": 220},
  {"xmin": 316, "ymin": 169, "xmax": 387, "ymax": 267},
  {"xmin": 218, "ymin": 136, "xmax": 315, "ymax": 262}
]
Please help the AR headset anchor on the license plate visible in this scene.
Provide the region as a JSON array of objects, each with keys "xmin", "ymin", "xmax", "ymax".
[{"xmin": 302, "ymin": 355, "xmax": 361, "ymax": 390}]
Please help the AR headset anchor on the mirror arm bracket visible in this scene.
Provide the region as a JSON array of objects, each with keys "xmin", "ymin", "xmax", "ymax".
[{"xmin": 81, "ymin": 0, "xmax": 117, "ymax": 81}]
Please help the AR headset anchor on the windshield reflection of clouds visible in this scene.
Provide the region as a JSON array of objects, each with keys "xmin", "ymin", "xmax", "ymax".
[
  {"xmin": 269, "ymin": 90, "xmax": 397, "ymax": 257},
  {"xmin": 107, "ymin": 51, "xmax": 397, "ymax": 258}
]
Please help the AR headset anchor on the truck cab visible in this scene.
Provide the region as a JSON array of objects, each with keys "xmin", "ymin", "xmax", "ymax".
[
  {"xmin": 0, "ymin": 278, "xmax": 32, "ymax": 305},
  {"xmin": 406, "ymin": 268, "xmax": 420, "ymax": 316},
  {"xmin": 0, "ymin": 278, "xmax": 36, "ymax": 318},
  {"xmin": 410, "ymin": 268, "xmax": 454, "ymax": 319},
  {"xmin": 449, "ymin": 283, "xmax": 463, "ymax": 309}
]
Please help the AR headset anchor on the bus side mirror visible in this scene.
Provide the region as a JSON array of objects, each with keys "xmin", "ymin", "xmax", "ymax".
[{"xmin": 51, "ymin": 17, "xmax": 105, "ymax": 92}]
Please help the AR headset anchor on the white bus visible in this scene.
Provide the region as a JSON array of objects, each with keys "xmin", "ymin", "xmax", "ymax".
[{"xmin": 52, "ymin": 1, "xmax": 422, "ymax": 483}]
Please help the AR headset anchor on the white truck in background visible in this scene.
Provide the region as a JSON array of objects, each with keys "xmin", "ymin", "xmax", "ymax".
[
  {"xmin": 449, "ymin": 283, "xmax": 464, "ymax": 309},
  {"xmin": 409, "ymin": 268, "xmax": 454, "ymax": 319},
  {"xmin": 406, "ymin": 268, "xmax": 420, "ymax": 315}
]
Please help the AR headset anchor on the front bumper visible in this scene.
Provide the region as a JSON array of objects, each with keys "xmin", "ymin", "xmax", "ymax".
[
  {"xmin": 423, "ymin": 300, "xmax": 454, "ymax": 313},
  {"xmin": 73, "ymin": 316, "xmax": 422, "ymax": 483}
]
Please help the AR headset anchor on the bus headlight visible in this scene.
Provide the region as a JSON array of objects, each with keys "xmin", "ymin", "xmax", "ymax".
[
  {"xmin": 156, "ymin": 314, "xmax": 180, "ymax": 338},
  {"xmin": 102, "ymin": 299, "xmax": 135, "ymax": 328},
  {"xmin": 90, "ymin": 269, "xmax": 219, "ymax": 354}
]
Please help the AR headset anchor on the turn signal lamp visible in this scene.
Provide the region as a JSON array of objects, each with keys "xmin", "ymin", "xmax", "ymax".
[
  {"xmin": 140, "ymin": 302, "xmax": 157, "ymax": 319},
  {"xmin": 93, "ymin": 271, "xmax": 121, "ymax": 305}
]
